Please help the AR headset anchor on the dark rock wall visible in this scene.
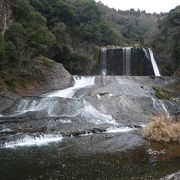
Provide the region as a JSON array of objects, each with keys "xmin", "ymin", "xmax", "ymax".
[
  {"xmin": 106, "ymin": 48, "xmax": 123, "ymax": 75},
  {"xmin": 99, "ymin": 47, "xmax": 155, "ymax": 76},
  {"xmin": 131, "ymin": 48, "xmax": 154, "ymax": 76}
]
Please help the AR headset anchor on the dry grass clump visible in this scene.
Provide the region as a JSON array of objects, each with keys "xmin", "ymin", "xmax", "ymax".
[{"xmin": 142, "ymin": 113, "xmax": 180, "ymax": 143}]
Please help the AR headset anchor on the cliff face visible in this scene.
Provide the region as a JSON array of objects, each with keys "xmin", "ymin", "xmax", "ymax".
[{"xmin": 0, "ymin": 0, "xmax": 11, "ymax": 35}]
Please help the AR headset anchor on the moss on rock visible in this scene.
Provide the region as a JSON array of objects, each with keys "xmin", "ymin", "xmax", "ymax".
[{"xmin": 153, "ymin": 86, "xmax": 173, "ymax": 100}]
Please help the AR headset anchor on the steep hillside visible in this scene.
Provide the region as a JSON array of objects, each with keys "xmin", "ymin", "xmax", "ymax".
[
  {"xmin": 97, "ymin": 2, "xmax": 166, "ymax": 46},
  {"xmin": 0, "ymin": 0, "xmax": 123, "ymax": 82},
  {"xmin": 0, "ymin": 0, "xmax": 179, "ymax": 86},
  {"xmin": 152, "ymin": 6, "xmax": 180, "ymax": 75}
]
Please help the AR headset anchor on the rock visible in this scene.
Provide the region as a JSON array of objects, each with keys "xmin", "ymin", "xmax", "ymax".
[
  {"xmin": 42, "ymin": 59, "xmax": 73, "ymax": 91},
  {"xmin": 0, "ymin": 57, "xmax": 73, "ymax": 111},
  {"xmin": 160, "ymin": 171, "xmax": 180, "ymax": 180},
  {"xmin": 19, "ymin": 57, "xmax": 73, "ymax": 95},
  {"xmin": 0, "ymin": 92, "xmax": 19, "ymax": 111}
]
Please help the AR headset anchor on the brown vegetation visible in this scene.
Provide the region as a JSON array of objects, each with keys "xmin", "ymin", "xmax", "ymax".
[{"xmin": 142, "ymin": 113, "xmax": 180, "ymax": 143}]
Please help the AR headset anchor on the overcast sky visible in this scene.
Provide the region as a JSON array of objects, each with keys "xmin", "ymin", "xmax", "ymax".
[{"xmin": 95, "ymin": 0, "xmax": 179, "ymax": 13}]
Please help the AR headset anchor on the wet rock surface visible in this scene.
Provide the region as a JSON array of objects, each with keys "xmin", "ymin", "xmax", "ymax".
[
  {"xmin": 0, "ymin": 76, "xmax": 179, "ymax": 180},
  {"xmin": 160, "ymin": 171, "xmax": 180, "ymax": 180},
  {"xmin": 0, "ymin": 76, "xmax": 179, "ymax": 145},
  {"xmin": 0, "ymin": 60, "xmax": 72, "ymax": 111}
]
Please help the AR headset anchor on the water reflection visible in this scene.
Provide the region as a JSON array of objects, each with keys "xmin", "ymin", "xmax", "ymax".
[{"xmin": 0, "ymin": 134, "xmax": 179, "ymax": 180}]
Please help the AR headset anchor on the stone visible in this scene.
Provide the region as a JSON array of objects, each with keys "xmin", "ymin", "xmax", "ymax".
[{"xmin": 160, "ymin": 171, "xmax": 180, "ymax": 180}]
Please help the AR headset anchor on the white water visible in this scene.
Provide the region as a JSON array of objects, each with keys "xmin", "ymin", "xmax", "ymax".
[
  {"xmin": 123, "ymin": 48, "xmax": 126, "ymax": 75},
  {"xmin": 0, "ymin": 128, "xmax": 12, "ymax": 133},
  {"xmin": 152, "ymin": 97, "xmax": 168, "ymax": 113},
  {"xmin": 2, "ymin": 13, "xmax": 7, "ymax": 36},
  {"xmin": 125, "ymin": 47, "xmax": 132, "ymax": 75},
  {"xmin": 148, "ymin": 48, "xmax": 161, "ymax": 77},
  {"xmin": 58, "ymin": 119, "xmax": 72, "ymax": 124},
  {"xmin": 81, "ymin": 100, "xmax": 116, "ymax": 125},
  {"xmin": 3, "ymin": 134, "xmax": 63, "ymax": 148},
  {"xmin": 123, "ymin": 47, "xmax": 132, "ymax": 75},
  {"xmin": 46, "ymin": 76, "xmax": 95, "ymax": 98},
  {"xmin": 0, "ymin": 114, "xmax": 3, "ymax": 117},
  {"xmin": 15, "ymin": 98, "xmax": 58, "ymax": 116},
  {"xmin": 100, "ymin": 48, "xmax": 107, "ymax": 76},
  {"xmin": 106, "ymin": 126, "xmax": 136, "ymax": 133}
]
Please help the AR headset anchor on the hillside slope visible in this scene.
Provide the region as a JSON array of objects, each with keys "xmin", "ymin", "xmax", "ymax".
[
  {"xmin": 0, "ymin": 0, "xmax": 179, "ymax": 88},
  {"xmin": 152, "ymin": 6, "xmax": 180, "ymax": 75}
]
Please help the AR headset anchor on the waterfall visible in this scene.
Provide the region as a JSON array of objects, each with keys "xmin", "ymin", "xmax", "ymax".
[
  {"xmin": 99, "ymin": 47, "xmax": 160, "ymax": 76},
  {"xmin": 2, "ymin": 12, "xmax": 8, "ymax": 35},
  {"xmin": 148, "ymin": 48, "xmax": 161, "ymax": 77},
  {"xmin": 45, "ymin": 76, "xmax": 95, "ymax": 98},
  {"xmin": 3, "ymin": 75, "xmax": 117, "ymax": 125},
  {"xmin": 123, "ymin": 47, "xmax": 132, "ymax": 75},
  {"xmin": 100, "ymin": 48, "xmax": 107, "ymax": 75},
  {"xmin": 151, "ymin": 98, "xmax": 168, "ymax": 114}
]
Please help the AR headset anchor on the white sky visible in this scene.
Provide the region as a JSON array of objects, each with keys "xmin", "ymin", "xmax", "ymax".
[{"xmin": 95, "ymin": 0, "xmax": 180, "ymax": 13}]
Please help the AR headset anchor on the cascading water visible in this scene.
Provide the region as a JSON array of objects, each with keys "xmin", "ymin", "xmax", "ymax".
[
  {"xmin": 143, "ymin": 48, "xmax": 161, "ymax": 77},
  {"xmin": 148, "ymin": 48, "xmax": 161, "ymax": 77},
  {"xmin": 100, "ymin": 48, "xmax": 107, "ymax": 75},
  {"xmin": 0, "ymin": 75, "xmax": 120, "ymax": 147},
  {"xmin": 99, "ymin": 47, "xmax": 160, "ymax": 76},
  {"xmin": 45, "ymin": 76, "xmax": 95, "ymax": 98},
  {"xmin": 123, "ymin": 47, "xmax": 132, "ymax": 75},
  {"xmin": 3, "ymin": 134, "xmax": 63, "ymax": 148},
  {"xmin": 151, "ymin": 97, "xmax": 168, "ymax": 114},
  {"xmin": 1, "ymin": 71, "xmax": 179, "ymax": 180},
  {"xmin": 2, "ymin": 76, "xmax": 116, "ymax": 124}
]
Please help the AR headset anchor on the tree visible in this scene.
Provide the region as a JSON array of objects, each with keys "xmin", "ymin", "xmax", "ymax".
[
  {"xmin": 52, "ymin": 22, "xmax": 72, "ymax": 50},
  {"xmin": 5, "ymin": 22, "xmax": 26, "ymax": 57}
]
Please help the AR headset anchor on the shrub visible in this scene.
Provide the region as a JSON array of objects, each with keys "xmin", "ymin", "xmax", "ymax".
[{"xmin": 142, "ymin": 113, "xmax": 180, "ymax": 143}]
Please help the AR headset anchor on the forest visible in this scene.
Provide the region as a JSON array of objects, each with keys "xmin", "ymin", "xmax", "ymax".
[{"xmin": 0, "ymin": 0, "xmax": 179, "ymax": 90}]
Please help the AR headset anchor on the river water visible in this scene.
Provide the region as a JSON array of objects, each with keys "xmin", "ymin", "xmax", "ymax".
[
  {"xmin": 0, "ymin": 132, "xmax": 180, "ymax": 180},
  {"xmin": 0, "ymin": 76, "xmax": 179, "ymax": 179}
]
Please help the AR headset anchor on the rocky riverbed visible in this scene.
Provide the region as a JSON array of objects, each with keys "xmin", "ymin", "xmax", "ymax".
[
  {"xmin": 0, "ymin": 75, "xmax": 179, "ymax": 179},
  {"xmin": 0, "ymin": 75, "xmax": 179, "ymax": 143}
]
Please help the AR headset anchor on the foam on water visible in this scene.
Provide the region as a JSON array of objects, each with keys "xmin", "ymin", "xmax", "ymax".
[
  {"xmin": 13, "ymin": 98, "xmax": 59, "ymax": 116},
  {"xmin": 143, "ymin": 48, "xmax": 161, "ymax": 76},
  {"xmin": 0, "ymin": 128, "xmax": 12, "ymax": 132},
  {"xmin": 46, "ymin": 76, "xmax": 95, "ymax": 98},
  {"xmin": 81, "ymin": 100, "xmax": 117, "ymax": 125},
  {"xmin": 58, "ymin": 119, "xmax": 72, "ymax": 124},
  {"xmin": 100, "ymin": 47, "xmax": 107, "ymax": 76},
  {"xmin": 148, "ymin": 48, "xmax": 161, "ymax": 77},
  {"xmin": 3, "ymin": 134, "xmax": 63, "ymax": 148},
  {"xmin": 151, "ymin": 97, "xmax": 168, "ymax": 113},
  {"xmin": 106, "ymin": 126, "xmax": 136, "ymax": 133}
]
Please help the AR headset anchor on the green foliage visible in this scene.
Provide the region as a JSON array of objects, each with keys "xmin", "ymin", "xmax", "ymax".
[
  {"xmin": 153, "ymin": 86, "xmax": 173, "ymax": 100},
  {"xmin": 52, "ymin": 22, "xmax": 71, "ymax": 49},
  {"xmin": 1, "ymin": 0, "xmax": 178, "ymax": 79},
  {"xmin": 47, "ymin": 0, "xmax": 76, "ymax": 25},
  {"xmin": 28, "ymin": 26, "xmax": 56, "ymax": 56},
  {"xmin": 30, "ymin": 0, "xmax": 50, "ymax": 13},
  {"xmin": 165, "ymin": 6, "xmax": 180, "ymax": 27},
  {"xmin": 153, "ymin": 6, "xmax": 180, "ymax": 74},
  {"xmin": 5, "ymin": 23, "xmax": 26, "ymax": 55}
]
